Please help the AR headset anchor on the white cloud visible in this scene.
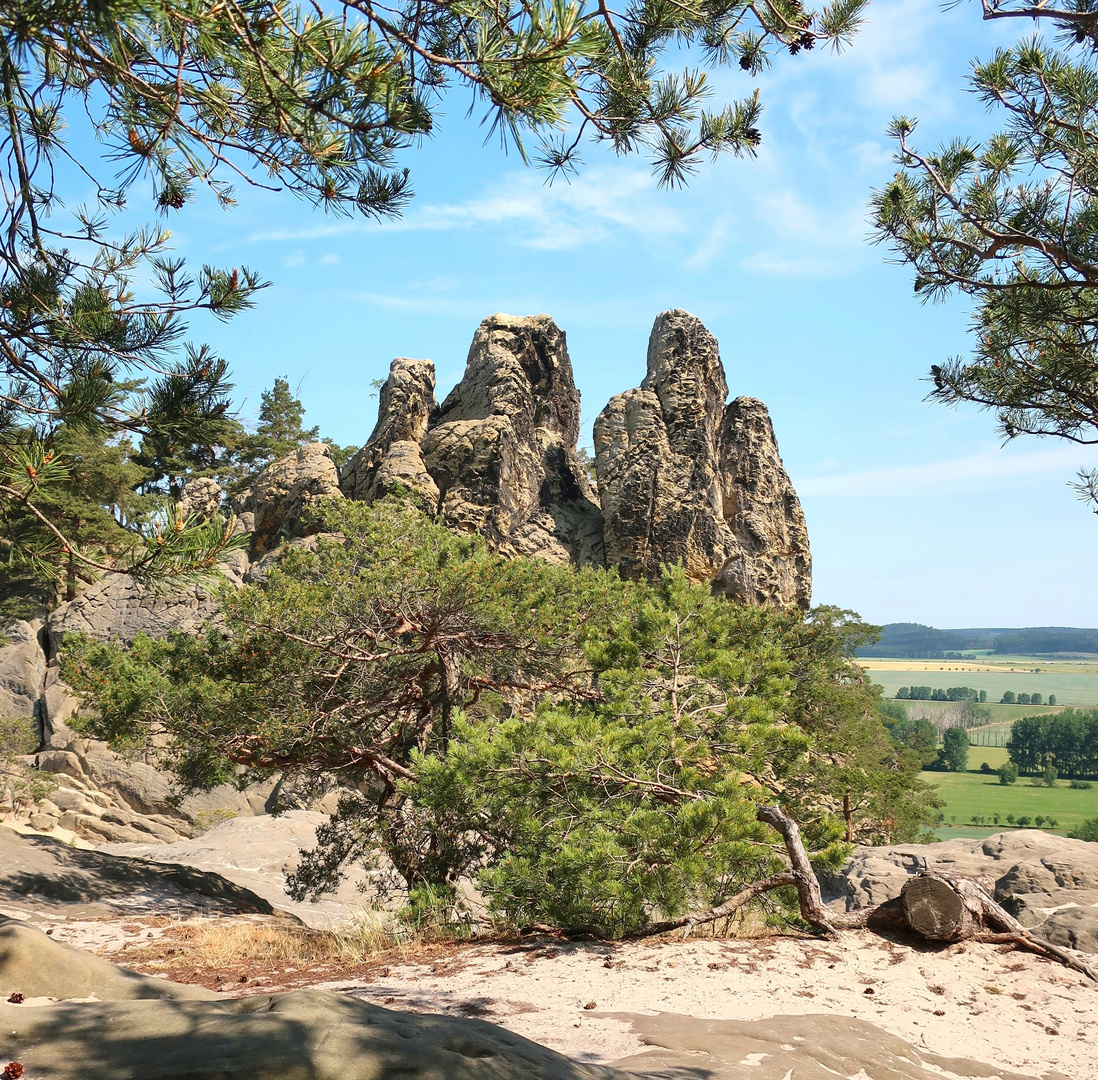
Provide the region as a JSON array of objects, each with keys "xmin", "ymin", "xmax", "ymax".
[
  {"xmin": 249, "ymin": 166, "xmax": 684, "ymax": 250},
  {"xmin": 798, "ymin": 445, "xmax": 1098, "ymax": 497},
  {"xmin": 319, "ymin": 253, "xmax": 340, "ymax": 265}
]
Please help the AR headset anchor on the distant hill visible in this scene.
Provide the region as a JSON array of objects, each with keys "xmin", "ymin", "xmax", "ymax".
[{"xmin": 857, "ymin": 624, "xmax": 1098, "ymax": 658}]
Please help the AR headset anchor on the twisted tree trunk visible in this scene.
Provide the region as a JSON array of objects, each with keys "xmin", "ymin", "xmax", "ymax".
[{"xmin": 642, "ymin": 804, "xmax": 1098, "ymax": 984}]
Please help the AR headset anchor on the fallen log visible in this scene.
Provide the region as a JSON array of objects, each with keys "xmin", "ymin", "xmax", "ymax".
[{"xmin": 641, "ymin": 804, "xmax": 1098, "ymax": 983}]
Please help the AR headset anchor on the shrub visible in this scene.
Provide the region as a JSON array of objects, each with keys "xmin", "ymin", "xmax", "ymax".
[
  {"xmin": 1016, "ymin": 815, "xmax": 1031, "ymax": 827},
  {"xmin": 1043, "ymin": 762, "xmax": 1058, "ymax": 787},
  {"xmin": 1071, "ymin": 780, "xmax": 1093, "ymax": 790},
  {"xmin": 980, "ymin": 761, "xmax": 992, "ymax": 773},
  {"xmin": 1034, "ymin": 815, "xmax": 1046, "ymax": 827},
  {"xmin": 999, "ymin": 762, "xmax": 1019, "ymax": 785},
  {"xmin": 1071, "ymin": 818, "xmax": 1098, "ymax": 842}
]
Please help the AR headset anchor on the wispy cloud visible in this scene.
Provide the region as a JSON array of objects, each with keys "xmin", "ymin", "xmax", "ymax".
[
  {"xmin": 249, "ymin": 166, "xmax": 684, "ymax": 250},
  {"xmin": 799, "ymin": 445, "xmax": 1098, "ymax": 497}
]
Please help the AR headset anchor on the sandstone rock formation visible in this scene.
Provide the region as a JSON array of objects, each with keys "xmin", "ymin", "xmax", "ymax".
[
  {"xmin": 0, "ymin": 619, "xmax": 45, "ymax": 721},
  {"xmin": 593, "ymin": 310, "xmax": 810, "ymax": 607},
  {"xmin": 823, "ymin": 829, "xmax": 1098, "ymax": 953},
  {"xmin": 714, "ymin": 397, "xmax": 812, "ymax": 608},
  {"xmin": 102, "ymin": 810, "xmax": 381, "ymax": 930},
  {"xmin": 0, "ymin": 831, "xmax": 273, "ymax": 932},
  {"xmin": 420, "ymin": 314, "xmax": 604, "ymax": 566},
  {"xmin": 340, "ymin": 357, "xmax": 439, "ymax": 505},
  {"xmin": 46, "ymin": 573, "xmax": 225, "ymax": 653},
  {"xmin": 0, "ymin": 961, "xmax": 1054, "ymax": 1080},
  {"xmin": 178, "ymin": 476, "xmax": 224, "ymax": 522},
  {"xmin": 239, "ymin": 442, "xmax": 343, "ymax": 556},
  {"xmin": 0, "ymin": 916, "xmax": 217, "ymax": 1000}
]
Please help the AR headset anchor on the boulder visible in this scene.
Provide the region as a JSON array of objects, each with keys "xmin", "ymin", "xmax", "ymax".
[
  {"xmin": 101, "ymin": 810, "xmax": 382, "ymax": 930},
  {"xmin": 179, "ymin": 476, "xmax": 224, "ymax": 522},
  {"xmin": 245, "ymin": 443, "xmax": 343, "ymax": 556},
  {"xmin": 824, "ymin": 829, "xmax": 1098, "ymax": 949},
  {"xmin": 0, "ymin": 916, "xmax": 216, "ymax": 1001},
  {"xmin": 420, "ymin": 314, "xmax": 604, "ymax": 566},
  {"xmin": 0, "ymin": 620, "xmax": 45, "ymax": 722},
  {"xmin": 594, "ymin": 310, "xmax": 810, "ymax": 607},
  {"xmin": 0, "ymin": 989, "xmax": 618, "ymax": 1080},
  {"xmin": 340, "ymin": 357, "xmax": 440, "ymax": 505},
  {"xmin": 1034, "ymin": 905, "xmax": 1098, "ymax": 953},
  {"xmin": 0, "ymin": 827, "xmax": 274, "ymax": 924}
]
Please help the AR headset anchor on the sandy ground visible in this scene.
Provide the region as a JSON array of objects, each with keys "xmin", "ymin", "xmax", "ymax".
[{"xmin": 290, "ymin": 932, "xmax": 1098, "ymax": 1078}]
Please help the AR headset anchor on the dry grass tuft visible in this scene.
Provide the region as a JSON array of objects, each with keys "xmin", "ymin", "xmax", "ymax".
[{"xmin": 161, "ymin": 917, "xmax": 400, "ymax": 969}]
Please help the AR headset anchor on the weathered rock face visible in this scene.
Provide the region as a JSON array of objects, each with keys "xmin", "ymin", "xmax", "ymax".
[
  {"xmin": 0, "ymin": 619, "xmax": 46, "ymax": 720},
  {"xmin": 46, "ymin": 574, "xmax": 224, "ymax": 653},
  {"xmin": 340, "ymin": 358, "xmax": 439, "ymax": 505},
  {"xmin": 715, "ymin": 398, "xmax": 812, "ymax": 608},
  {"xmin": 178, "ymin": 476, "xmax": 223, "ymax": 522},
  {"xmin": 594, "ymin": 311, "xmax": 811, "ymax": 607},
  {"xmin": 823, "ymin": 829, "xmax": 1098, "ymax": 953},
  {"xmin": 242, "ymin": 442, "xmax": 343, "ymax": 556},
  {"xmin": 420, "ymin": 314, "xmax": 604, "ymax": 566}
]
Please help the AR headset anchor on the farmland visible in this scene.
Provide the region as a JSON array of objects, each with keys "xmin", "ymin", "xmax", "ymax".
[
  {"xmin": 861, "ymin": 655, "xmax": 1098, "ymax": 707},
  {"xmin": 926, "ymin": 768, "xmax": 1098, "ymax": 832}
]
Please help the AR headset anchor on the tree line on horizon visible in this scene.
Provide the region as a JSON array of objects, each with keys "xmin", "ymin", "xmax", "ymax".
[{"xmin": 859, "ymin": 625, "xmax": 1098, "ymax": 660}]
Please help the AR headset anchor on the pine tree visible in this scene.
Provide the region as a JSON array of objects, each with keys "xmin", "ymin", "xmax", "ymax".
[
  {"xmin": 21, "ymin": 429, "xmax": 151, "ymax": 602},
  {"xmin": 240, "ymin": 378, "xmax": 321, "ymax": 470},
  {"xmin": 63, "ymin": 499, "xmax": 935, "ymax": 933},
  {"xmin": 871, "ymin": 18, "xmax": 1098, "ymax": 509}
]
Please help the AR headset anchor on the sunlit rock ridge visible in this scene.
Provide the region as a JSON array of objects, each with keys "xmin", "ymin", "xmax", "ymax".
[{"xmin": 341, "ymin": 309, "xmax": 811, "ymax": 609}]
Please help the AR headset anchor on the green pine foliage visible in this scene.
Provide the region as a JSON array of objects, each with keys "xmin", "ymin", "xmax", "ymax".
[
  {"xmin": 64, "ymin": 497, "xmax": 936, "ymax": 938},
  {"xmin": 870, "ymin": 32, "xmax": 1098, "ymax": 507},
  {"xmin": 2, "ymin": 426, "xmax": 151, "ymax": 602}
]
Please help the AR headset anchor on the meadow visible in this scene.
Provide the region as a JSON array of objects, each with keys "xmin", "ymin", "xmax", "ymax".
[
  {"xmin": 925, "ymin": 744, "xmax": 1098, "ymax": 833},
  {"xmin": 861, "ymin": 656, "xmax": 1098, "ymax": 707}
]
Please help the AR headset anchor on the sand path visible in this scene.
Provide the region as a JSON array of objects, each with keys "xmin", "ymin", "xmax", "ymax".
[{"xmin": 298, "ymin": 932, "xmax": 1098, "ymax": 1078}]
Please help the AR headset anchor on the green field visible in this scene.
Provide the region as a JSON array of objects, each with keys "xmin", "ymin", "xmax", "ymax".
[
  {"xmin": 861, "ymin": 657, "xmax": 1098, "ymax": 707},
  {"xmin": 925, "ymin": 766, "xmax": 1098, "ymax": 832}
]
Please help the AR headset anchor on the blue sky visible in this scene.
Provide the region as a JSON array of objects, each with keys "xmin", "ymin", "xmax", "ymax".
[{"xmin": 98, "ymin": 0, "xmax": 1098, "ymax": 627}]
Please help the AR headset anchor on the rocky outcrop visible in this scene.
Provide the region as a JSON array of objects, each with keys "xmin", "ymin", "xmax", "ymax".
[
  {"xmin": 102, "ymin": 810, "xmax": 381, "ymax": 930},
  {"xmin": 823, "ymin": 829, "xmax": 1098, "ymax": 953},
  {"xmin": 178, "ymin": 476, "xmax": 224, "ymax": 522},
  {"xmin": 340, "ymin": 358, "xmax": 439, "ymax": 505},
  {"xmin": 0, "ymin": 619, "xmax": 46, "ymax": 721},
  {"xmin": 239, "ymin": 442, "xmax": 343, "ymax": 556},
  {"xmin": 0, "ymin": 971, "xmax": 1055, "ymax": 1080},
  {"xmin": 0, "ymin": 916, "xmax": 218, "ymax": 1000},
  {"xmin": 420, "ymin": 314, "xmax": 604, "ymax": 566},
  {"xmin": 714, "ymin": 398, "xmax": 812, "ymax": 607},
  {"xmin": 0, "ymin": 831, "xmax": 274, "ymax": 931},
  {"xmin": 593, "ymin": 311, "xmax": 810, "ymax": 607},
  {"xmin": 46, "ymin": 573, "xmax": 225, "ymax": 653}
]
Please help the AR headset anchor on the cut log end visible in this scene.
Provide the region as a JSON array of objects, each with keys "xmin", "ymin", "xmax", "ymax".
[{"xmin": 902, "ymin": 875, "xmax": 975, "ymax": 942}]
